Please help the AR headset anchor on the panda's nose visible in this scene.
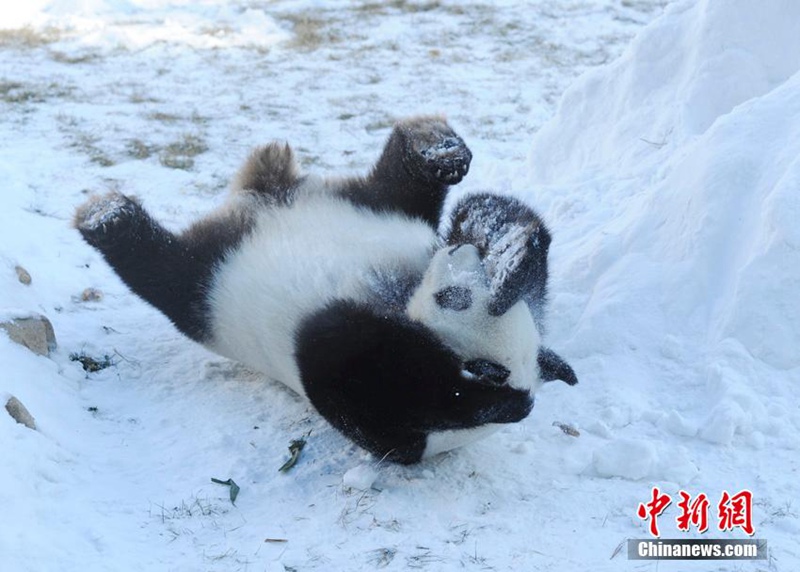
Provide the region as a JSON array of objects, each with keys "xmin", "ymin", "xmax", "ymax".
[{"xmin": 463, "ymin": 359, "xmax": 510, "ymax": 386}]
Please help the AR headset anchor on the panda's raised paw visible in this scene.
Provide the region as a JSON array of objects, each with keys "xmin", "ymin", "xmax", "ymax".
[
  {"xmin": 485, "ymin": 219, "xmax": 550, "ymax": 317},
  {"xmin": 448, "ymin": 194, "xmax": 552, "ymax": 318},
  {"xmin": 74, "ymin": 192, "xmax": 143, "ymax": 248},
  {"xmin": 400, "ymin": 117, "xmax": 472, "ymax": 185},
  {"xmin": 418, "ymin": 135, "xmax": 472, "ymax": 184}
]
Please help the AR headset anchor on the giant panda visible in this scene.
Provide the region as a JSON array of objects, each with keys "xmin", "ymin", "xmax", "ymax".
[{"xmin": 74, "ymin": 115, "xmax": 577, "ymax": 464}]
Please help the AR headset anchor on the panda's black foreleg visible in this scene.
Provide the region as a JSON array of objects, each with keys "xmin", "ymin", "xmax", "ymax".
[
  {"xmin": 340, "ymin": 116, "xmax": 472, "ymax": 228},
  {"xmin": 447, "ymin": 193, "xmax": 551, "ymax": 321},
  {"xmin": 74, "ymin": 192, "xmax": 222, "ymax": 342}
]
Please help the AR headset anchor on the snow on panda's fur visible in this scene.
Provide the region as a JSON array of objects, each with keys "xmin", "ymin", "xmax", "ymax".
[{"xmin": 74, "ymin": 115, "xmax": 576, "ymax": 464}]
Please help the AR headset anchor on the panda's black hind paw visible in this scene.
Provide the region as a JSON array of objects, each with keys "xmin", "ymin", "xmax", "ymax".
[
  {"xmin": 417, "ymin": 135, "xmax": 472, "ymax": 184},
  {"xmin": 400, "ymin": 117, "xmax": 472, "ymax": 185},
  {"xmin": 74, "ymin": 192, "xmax": 144, "ymax": 249}
]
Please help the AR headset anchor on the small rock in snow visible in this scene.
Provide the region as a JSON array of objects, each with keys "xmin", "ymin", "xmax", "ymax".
[
  {"xmin": 0, "ymin": 314, "xmax": 57, "ymax": 356},
  {"xmin": 15, "ymin": 265, "xmax": 32, "ymax": 285},
  {"xmin": 5, "ymin": 396, "xmax": 36, "ymax": 430},
  {"xmin": 81, "ymin": 288, "xmax": 104, "ymax": 302},
  {"xmin": 342, "ymin": 464, "xmax": 378, "ymax": 491}
]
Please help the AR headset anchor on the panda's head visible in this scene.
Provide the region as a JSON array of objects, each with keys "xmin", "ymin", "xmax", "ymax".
[
  {"xmin": 296, "ymin": 243, "xmax": 544, "ymax": 464},
  {"xmin": 406, "ymin": 243, "xmax": 542, "ymax": 398}
]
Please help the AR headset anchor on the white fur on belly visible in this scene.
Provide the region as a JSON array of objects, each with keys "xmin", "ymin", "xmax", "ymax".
[{"xmin": 207, "ymin": 191, "xmax": 436, "ymax": 397}]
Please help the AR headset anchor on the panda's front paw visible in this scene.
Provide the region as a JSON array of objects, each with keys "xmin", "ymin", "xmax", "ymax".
[
  {"xmin": 400, "ymin": 116, "xmax": 472, "ymax": 185},
  {"xmin": 74, "ymin": 192, "xmax": 143, "ymax": 248}
]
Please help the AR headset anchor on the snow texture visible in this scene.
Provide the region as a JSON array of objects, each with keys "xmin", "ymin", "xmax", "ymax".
[
  {"xmin": 75, "ymin": 192, "xmax": 138, "ymax": 230},
  {"xmin": 2, "ymin": 0, "xmax": 799, "ymax": 571},
  {"xmin": 342, "ymin": 463, "xmax": 380, "ymax": 492},
  {"xmin": 485, "ymin": 224, "xmax": 529, "ymax": 292}
]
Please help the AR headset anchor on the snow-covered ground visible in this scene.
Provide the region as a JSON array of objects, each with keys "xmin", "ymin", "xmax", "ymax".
[{"xmin": 2, "ymin": 0, "xmax": 798, "ymax": 570}]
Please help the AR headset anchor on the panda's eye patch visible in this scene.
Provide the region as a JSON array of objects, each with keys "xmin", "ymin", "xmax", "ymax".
[
  {"xmin": 434, "ymin": 286, "xmax": 472, "ymax": 311},
  {"xmin": 463, "ymin": 359, "xmax": 511, "ymax": 386}
]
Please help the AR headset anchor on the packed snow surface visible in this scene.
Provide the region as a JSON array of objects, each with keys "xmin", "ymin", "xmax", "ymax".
[{"xmin": 2, "ymin": 0, "xmax": 799, "ymax": 571}]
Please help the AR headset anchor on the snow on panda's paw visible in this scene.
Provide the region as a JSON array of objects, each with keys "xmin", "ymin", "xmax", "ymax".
[
  {"xmin": 74, "ymin": 192, "xmax": 144, "ymax": 248},
  {"xmin": 399, "ymin": 116, "xmax": 472, "ymax": 184},
  {"xmin": 418, "ymin": 135, "xmax": 472, "ymax": 184},
  {"xmin": 448, "ymin": 193, "xmax": 551, "ymax": 318}
]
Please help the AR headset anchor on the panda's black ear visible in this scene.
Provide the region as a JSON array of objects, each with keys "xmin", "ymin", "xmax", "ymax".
[{"xmin": 537, "ymin": 347, "xmax": 578, "ymax": 386}]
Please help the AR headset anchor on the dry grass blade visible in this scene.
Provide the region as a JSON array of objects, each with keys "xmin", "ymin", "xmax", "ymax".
[
  {"xmin": 210, "ymin": 477, "xmax": 240, "ymax": 505},
  {"xmin": 552, "ymin": 421, "xmax": 580, "ymax": 437},
  {"xmin": 279, "ymin": 438, "xmax": 307, "ymax": 472},
  {"xmin": 69, "ymin": 351, "xmax": 114, "ymax": 372}
]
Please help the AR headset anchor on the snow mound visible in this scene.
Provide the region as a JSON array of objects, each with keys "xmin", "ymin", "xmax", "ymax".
[
  {"xmin": 529, "ymin": 0, "xmax": 800, "ymax": 371},
  {"xmin": 592, "ymin": 438, "xmax": 698, "ymax": 483},
  {"xmin": 0, "ymin": 0, "xmax": 289, "ymax": 51},
  {"xmin": 530, "ymin": 0, "xmax": 800, "ymax": 180},
  {"xmin": 593, "ymin": 438, "xmax": 656, "ymax": 480},
  {"xmin": 342, "ymin": 463, "xmax": 379, "ymax": 491}
]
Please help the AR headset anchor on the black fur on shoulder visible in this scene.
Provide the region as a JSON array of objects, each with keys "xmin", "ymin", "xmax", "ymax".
[{"xmin": 295, "ymin": 300, "xmax": 533, "ymax": 464}]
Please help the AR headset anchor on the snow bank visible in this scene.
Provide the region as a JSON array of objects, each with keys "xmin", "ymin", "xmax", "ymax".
[
  {"xmin": 530, "ymin": 0, "xmax": 800, "ymax": 180},
  {"xmin": 0, "ymin": 0, "xmax": 289, "ymax": 50},
  {"xmin": 529, "ymin": 0, "xmax": 800, "ymax": 371},
  {"xmin": 519, "ymin": 0, "xmax": 800, "ymax": 506}
]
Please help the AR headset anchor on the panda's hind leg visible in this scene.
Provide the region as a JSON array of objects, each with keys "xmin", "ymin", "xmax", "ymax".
[
  {"xmin": 447, "ymin": 193, "xmax": 551, "ymax": 321},
  {"xmin": 385, "ymin": 115, "xmax": 473, "ymax": 186},
  {"xmin": 339, "ymin": 116, "xmax": 472, "ymax": 228},
  {"xmin": 75, "ymin": 192, "xmax": 250, "ymax": 342},
  {"xmin": 231, "ymin": 141, "xmax": 300, "ymax": 205}
]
